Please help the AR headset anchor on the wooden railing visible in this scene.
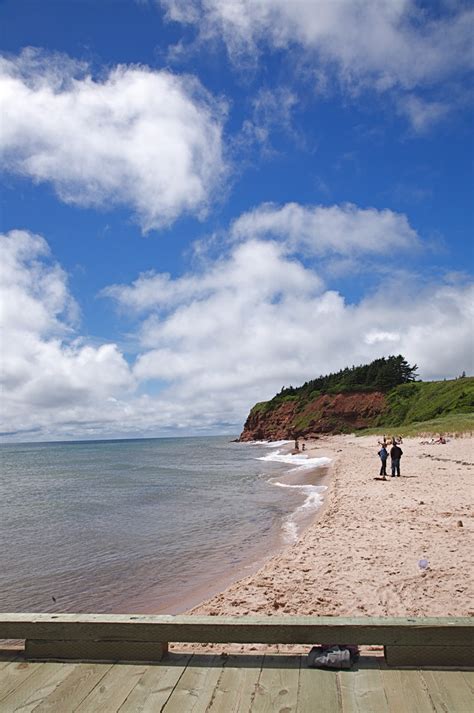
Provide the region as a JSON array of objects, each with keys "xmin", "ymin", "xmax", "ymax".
[{"xmin": 1, "ymin": 614, "xmax": 472, "ymax": 666}]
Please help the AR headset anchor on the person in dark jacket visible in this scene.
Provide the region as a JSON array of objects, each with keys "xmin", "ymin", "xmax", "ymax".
[
  {"xmin": 390, "ymin": 444, "xmax": 403, "ymax": 477},
  {"xmin": 378, "ymin": 445, "xmax": 388, "ymax": 478}
]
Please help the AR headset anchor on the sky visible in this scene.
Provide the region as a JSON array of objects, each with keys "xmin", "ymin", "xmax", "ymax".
[{"xmin": 0, "ymin": 0, "xmax": 473, "ymax": 442}]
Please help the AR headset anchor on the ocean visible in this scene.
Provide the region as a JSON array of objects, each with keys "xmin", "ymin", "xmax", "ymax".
[{"xmin": 0, "ymin": 436, "xmax": 329, "ymax": 614}]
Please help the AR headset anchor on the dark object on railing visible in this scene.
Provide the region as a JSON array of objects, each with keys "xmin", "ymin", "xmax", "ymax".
[{"xmin": 308, "ymin": 644, "xmax": 360, "ymax": 669}]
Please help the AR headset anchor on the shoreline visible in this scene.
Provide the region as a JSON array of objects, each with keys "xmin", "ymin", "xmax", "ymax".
[
  {"xmin": 183, "ymin": 434, "xmax": 472, "ymax": 622},
  {"xmin": 141, "ymin": 440, "xmax": 336, "ymax": 616}
]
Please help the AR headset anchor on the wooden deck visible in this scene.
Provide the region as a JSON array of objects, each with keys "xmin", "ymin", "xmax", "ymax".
[
  {"xmin": 1, "ymin": 650, "xmax": 473, "ymax": 712},
  {"xmin": 1, "ymin": 614, "xmax": 472, "ymax": 711}
]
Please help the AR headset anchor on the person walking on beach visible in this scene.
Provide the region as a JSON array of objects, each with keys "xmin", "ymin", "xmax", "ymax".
[
  {"xmin": 378, "ymin": 444, "xmax": 388, "ymax": 479},
  {"xmin": 390, "ymin": 443, "xmax": 403, "ymax": 477}
]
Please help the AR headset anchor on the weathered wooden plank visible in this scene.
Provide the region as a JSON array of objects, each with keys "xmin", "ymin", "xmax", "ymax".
[
  {"xmin": 0, "ymin": 662, "xmax": 76, "ymax": 712},
  {"xmin": 0, "ymin": 657, "xmax": 19, "ymax": 671},
  {"xmin": 297, "ymin": 660, "xmax": 340, "ymax": 713},
  {"xmin": 0, "ymin": 661, "xmax": 42, "ymax": 702},
  {"xmin": 25, "ymin": 639, "xmax": 167, "ymax": 662},
  {"xmin": 1, "ymin": 613, "xmax": 472, "ymax": 646},
  {"xmin": 385, "ymin": 644, "xmax": 473, "ymax": 667},
  {"xmin": 32, "ymin": 663, "xmax": 112, "ymax": 712},
  {"xmin": 251, "ymin": 654, "xmax": 300, "ymax": 713},
  {"xmin": 338, "ymin": 656, "xmax": 390, "ymax": 713},
  {"xmin": 117, "ymin": 654, "xmax": 191, "ymax": 712},
  {"xmin": 379, "ymin": 661, "xmax": 435, "ymax": 713},
  {"xmin": 161, "ymin": 654, "xmax": 225, "ymax": 713},
  {"xmin": 74, "ymin": 663, "xmax": 148, "ymax": 713},
  {"xmin": 206, "ymin": 654, "xmax": 263, "ymax": 713},
  {"xmin": 462, "ymin": 670, "xmax": 474, "ymax": 693},
  {"xmin": 397, "ymin": 670, "xmax": 439, "ymax": 713},
  {"xmin": 421, "ymin": 669, "xmax": 473, "ymax": 712}
]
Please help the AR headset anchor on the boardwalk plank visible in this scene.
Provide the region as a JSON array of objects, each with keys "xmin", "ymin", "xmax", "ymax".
[
  {"xmin": 161, "ymin": 654, "xmax": 224, "ymax": 713},
  {"xmin": 421, "ymin": 670, "xmax": 473, "ymax": 712},
  {"xmin": 339, "ymin": 657, "xmax": 389, "ymax": 713},
  {"xmin": 207, "ymin": 654, "xmax": 263, "ymax": 713},
  {"xmin": 117, "ymin": 654, "xmax": 191, "ymax": 712},
  {"xmin": 462, "ymin": 670, "xmax": 474, "ymax": 693},
  {"xmin": 0, "ymin": 662, "xmax": 76, "ymax": 712},
  {"xmin": 74, "ymin": 664, "xmax": 148, "ymax": 713},
  {"xmin": 297, "ymin": 661, "xmax": 339, "ymax": 713},
  {"xmin": 31, "ymin": 663, "xmax": 112, "ymax": 712},
  {"xmin": 0, "ymin": 657, "xmax": 19, "ymax": 670},
  {"xmin": 379, "ymin": 663, "xmax": 434, "ymax": 713},
  {"xmin": 395, "ymin": 670, "xmax": 437, "ymax": 713},
  {"xmin": 251, "ymin": 654, "xmax": 300, "ymax": 713},
  {"xmin": 0, "ymin": 652, "xmax": 470, "ymax": 712},
  {"xmin": 0, "ymin": 661, "xmax": 42, "ymax": 702}
]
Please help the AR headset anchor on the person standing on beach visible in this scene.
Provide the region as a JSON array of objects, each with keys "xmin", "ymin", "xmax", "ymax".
[
  {"xmin": 390, "ymin": 443, "xmax": 403, "ymax": 477},
  {"xmin": 378, "ymin": 445, "xmax": 388, "ymax": 478}
]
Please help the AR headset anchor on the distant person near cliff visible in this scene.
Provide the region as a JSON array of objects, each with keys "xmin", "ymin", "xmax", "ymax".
[{"xmin": 390, "ymin": 444, "xmax": 403, "ymax": 477}]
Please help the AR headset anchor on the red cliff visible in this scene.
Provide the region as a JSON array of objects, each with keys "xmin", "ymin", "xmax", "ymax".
[{"xmin": 239, "ymin": 391, "xmax": 388, "ymax": 441}]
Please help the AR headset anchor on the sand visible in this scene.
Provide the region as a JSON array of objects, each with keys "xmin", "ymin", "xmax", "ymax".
[{"xmin": 188, "ymin": 434, "xmax": 473, "ymax": 620}]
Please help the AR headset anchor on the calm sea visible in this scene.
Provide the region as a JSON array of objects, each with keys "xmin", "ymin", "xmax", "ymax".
[{"xmin": 0, "ymin": 436, "xmax": 329, "ymax": 614}]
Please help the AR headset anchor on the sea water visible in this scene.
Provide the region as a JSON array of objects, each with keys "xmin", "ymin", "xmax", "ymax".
[{"xmin": 0, "ymin": 436, "xmax": 329, "ymax": 614}]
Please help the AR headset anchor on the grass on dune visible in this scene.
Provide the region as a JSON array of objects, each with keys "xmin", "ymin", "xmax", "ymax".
[
  {"xmin": 358, "ymin": 412, "xmax": 474, "ymax": 438},
  {"xmin": 377, "ymin": 377, "xmax": 474, "ymax": 427}
]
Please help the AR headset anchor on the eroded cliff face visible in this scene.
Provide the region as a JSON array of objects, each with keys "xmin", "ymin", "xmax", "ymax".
[{"xmin": 239, "ymin": 391, "xmax": 388, "ymax": 441}]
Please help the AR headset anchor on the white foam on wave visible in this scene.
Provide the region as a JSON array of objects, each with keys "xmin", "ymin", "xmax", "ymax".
[
  {"xmin": 257, "ymin": 449, "xmax": 331, "ymax": 471},
  {"xmin": 255, "ymin": 447, "xmax": 331, "ymax": 543},
  {"xmin": 251, "ymin": 440, "xmax": 293, "ymax": 448},
  {"xmin": 272, "ymin": 481, "xmax": 327, "ymax": 543}
]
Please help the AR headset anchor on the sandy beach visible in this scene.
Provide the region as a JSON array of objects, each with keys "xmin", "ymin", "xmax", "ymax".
[{"xmin": 187, "ymin": 434, "xmax": 473, "ymax": 622}]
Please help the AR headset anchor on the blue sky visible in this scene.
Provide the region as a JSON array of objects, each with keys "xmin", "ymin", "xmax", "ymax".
[{"xmin": 1, "ymin": 0, "xmax": 473, "ymax": 441}]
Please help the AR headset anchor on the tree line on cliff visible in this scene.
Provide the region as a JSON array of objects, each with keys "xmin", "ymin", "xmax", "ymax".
[{"xmin": 276, "ymin": 355, "xmax": 418, "ymax": 403}]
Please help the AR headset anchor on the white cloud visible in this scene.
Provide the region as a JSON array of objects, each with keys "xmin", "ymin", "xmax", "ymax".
[
  {"xmin": 106, "ymin": 224, "xmax": 473, "ymax": 427},
  {"xmin": 0, "ymin": 49, "xmax": 227, "ymax": 230},
  {"xmin": 161, "ymin": 1, "xmax": 473, "ymax": 89},
  {"xmin": 239, "ymin": 86, "xmax": 299, "ymax": 152},
  {"xmin": 397, "ymin": 94, "xmax": 450, "ymax": 132},
  {"xmin": 365, "ymin": 331, "xmax": 400, "ymax": 345},
  {"xmin": 160, "ymin": 0, "xmax": 473, "ymax": 130},
  {"xmin": 103, "ymin": 238, "xmax": 321, "ymax": 313},
  {"xmin": 0, "ymin": 230, "xmax": 134, "ymax": 436},
  {"xmin": 2, "ymin": 226, "xmax": 473, "ymax": 441},
  {"xmin": 230, "ymin": 202, "xmax": 420, "ymax": 255}
]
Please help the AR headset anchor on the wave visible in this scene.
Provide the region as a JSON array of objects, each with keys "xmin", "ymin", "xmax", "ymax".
[
  {"xmin": 255, "ymin": 446, "xmax": 331, "ymax": 544},
  {"xmin": 251, "ymin": 440, "xmax": 293, "ymax": 448},
  {"xmin": 272, "ymin": 481, "xmax": 327, "ymax": 543},
  {"xmin": 257, "ymin": 449, "xmax": 331, "ymax": 471}
]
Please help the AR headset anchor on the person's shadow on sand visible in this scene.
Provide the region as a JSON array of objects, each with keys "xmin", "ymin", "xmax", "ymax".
[{"xmin": 373, "ymin": 476, "xmax": 418, "ymax": 480}]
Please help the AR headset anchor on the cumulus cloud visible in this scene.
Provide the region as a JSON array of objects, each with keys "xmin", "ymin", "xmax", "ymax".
[
  {"xmin": 0, "ymin": 230, "xmax": 134, "ymax": 436},
  {"xmin": 105, "ymin": 204, "xmax": 473, "ymax": 422},
  {"xmin": 230, "ymin": 202, "xmax": 420, "ymax": 256},
  {"xmin": 160, "ymin": 0, "xmax": 473, "ymax": 130},
  {"xmin": 103, "ymin": 238, "xmax": 322, "ymax": 313},
  {"xmin": 105, "ymin": 235, "xmax": 473, "ymax": 424},
  {"xmin": 0, "ymin": 49, "xmax": 227, "ymax": 230},
  {"xmin": 160, "ymin": 0, "xmax": 473, "ymax": 90}
]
